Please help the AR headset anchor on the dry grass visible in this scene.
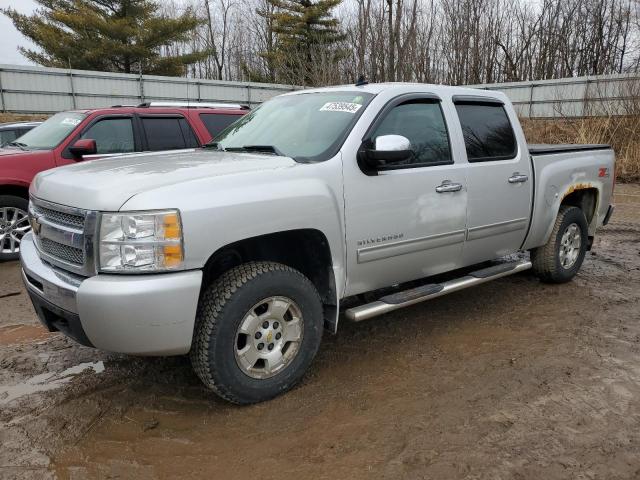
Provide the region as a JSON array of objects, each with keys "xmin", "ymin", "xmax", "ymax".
[
  {"xmin": 0, "ymin": 112, "xmax": 50, "ymax": 123},
  {"xmin": 521, "ymin": 116, "xmax": 640, "ymax": 182}
]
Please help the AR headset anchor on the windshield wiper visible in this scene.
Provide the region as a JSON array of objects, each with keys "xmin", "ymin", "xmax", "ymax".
[
  {"xmin": 203, "ymin": 141, "xmax": 225, "ymax": 150},
  {"xmin": 226, "ymin": 145, "xmax": 284, "ymax": 156},
  {"xmin": 6, "ymin": 141, "xmax": 28, "ymax": 150}
]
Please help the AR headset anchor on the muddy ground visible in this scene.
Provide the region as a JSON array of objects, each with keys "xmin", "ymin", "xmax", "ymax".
[{"xmin": 1, "ymin": 184, "xmax": 639, "ymax": 480}]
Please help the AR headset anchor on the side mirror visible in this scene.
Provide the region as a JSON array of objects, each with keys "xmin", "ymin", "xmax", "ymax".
[
  {"xmin": 69, "ymin": 139, "xmax": 97, "ymax": 158},
  {"xmin": 364, "ymin": 135, "xmax": 412, "ymax": 167}
]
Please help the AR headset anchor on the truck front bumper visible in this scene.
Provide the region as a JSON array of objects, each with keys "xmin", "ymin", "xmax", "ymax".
[{"xmin": 20, "ymin": 233, "xmax": 203, "ymax": 356}]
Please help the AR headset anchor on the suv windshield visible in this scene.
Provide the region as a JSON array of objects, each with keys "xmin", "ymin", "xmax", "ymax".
[
  {"xmin": 15, "ymin": 112, "xmax": 86, "ymax": 150},
  {"xmin": 214, "ymin": 91, "xmax": 374, "ymax": 162}
]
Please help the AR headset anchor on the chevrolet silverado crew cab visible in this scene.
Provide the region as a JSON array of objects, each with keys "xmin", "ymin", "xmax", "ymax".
[
  {"xmin": 0, "ymin": 102, "xmax": 247, "ymax": 260},
  {"xmin": 20, "ymin": 83, "xmax": 615, "ymax": 404}
]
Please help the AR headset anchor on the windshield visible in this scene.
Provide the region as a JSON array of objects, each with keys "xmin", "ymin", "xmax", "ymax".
[
  {"xmin": 15, "ymin": 112, "xmax": 86, "ymax": 150},
  {"xmin": 214, "ymin": 91, "xmax": 375, "ymax": 162}
]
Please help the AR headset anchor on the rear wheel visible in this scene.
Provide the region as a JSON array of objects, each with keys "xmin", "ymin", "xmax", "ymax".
[
  {"xmin": 0, "ymin": 195, "xmax": 30, "ymax": 261},
  {"xmin": 531, "ymin": 205, "xmax": 588, "ymax": 283},
  {"xmin": 191, "ymin": 261, "xmax": 323, "ymax": 404}
]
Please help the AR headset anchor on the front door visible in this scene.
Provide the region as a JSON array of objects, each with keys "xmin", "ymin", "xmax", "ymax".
[
  {"xmin": 343, "ymin": 95, "xmax": 468, "ymax": 296},
  {"xmin": 58, "ymin": 115, "xmax": 137, "ymax": 165},
  {"xmin": 453, "ymin": 98, "xmax": 533, "ymax": 265}
]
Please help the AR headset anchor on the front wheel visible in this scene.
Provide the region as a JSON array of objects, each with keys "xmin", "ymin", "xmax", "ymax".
[
  {"xmin": 0, "ymin": 195, "xmax": 30, "ymax": 261},
  {"xmin": 191, "ymin": 261, "xmax": 323, "ymax": 404},
  {"xmin": 531, "ymin": 205, "xmax": 588, "ymax": 283}
]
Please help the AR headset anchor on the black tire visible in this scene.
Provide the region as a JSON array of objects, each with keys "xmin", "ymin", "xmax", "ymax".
[
  {"xmin": 191, "ymin": 261, "xmax": 323, "ymax": 404},
  {"xmin": 0, "ymin": 194, "xmax": 30, "ymax": 262},
  {"xmin": 531, "ymin": 205, "xmax": 588, "ymax": 283}
]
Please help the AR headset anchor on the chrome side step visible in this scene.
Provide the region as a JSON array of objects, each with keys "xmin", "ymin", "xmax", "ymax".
[{"xmin": 345, "ymin": 260, "xmax": 532, "ymax": 322}]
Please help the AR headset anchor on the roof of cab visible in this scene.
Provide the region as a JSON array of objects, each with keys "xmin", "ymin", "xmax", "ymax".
[
  {"xmin": 280, "ymin": 82, "xmax": 508, "ymax": 101},
  {"xmin": 60, "ymin": 103, "xmax": 249, "ymax": 116}
]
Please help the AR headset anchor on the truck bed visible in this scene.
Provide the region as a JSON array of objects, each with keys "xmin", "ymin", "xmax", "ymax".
[
  {"xmin": 528, "ymin": 144, "xmax": 611, "ymax": 155},
  {"xmin": 523, "ymin": 144, "xmax": 615, "ymax": 251}
]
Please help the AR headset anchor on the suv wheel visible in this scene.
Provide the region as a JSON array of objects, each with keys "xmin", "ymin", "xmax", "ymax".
[
  {"xmin": 191, "ymin": 261, "xmax": 323, "ymax": 404},
  {"xmin": 0, "ymin": 195, "xmax": 30, "ymax": 261},
  {"xmin": 531, "ymin": 205, "xmax": 588, "ymax": 283}
]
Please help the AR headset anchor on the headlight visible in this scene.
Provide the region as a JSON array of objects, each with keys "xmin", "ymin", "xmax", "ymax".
[{"xmin": 98, "ymin": 210, "xmax": 184, "ymax": 272}]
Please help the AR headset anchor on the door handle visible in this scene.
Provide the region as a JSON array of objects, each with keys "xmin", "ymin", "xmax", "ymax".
[
  {"xmin": 435, "ymin": 181, "xmax": 463, "ymax": 193},
  {"xmin": 508, "ymin": 173, "xmax": 529, "ymax": 183}
]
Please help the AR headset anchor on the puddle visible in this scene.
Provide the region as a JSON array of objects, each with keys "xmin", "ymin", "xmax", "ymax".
[
  {"xmin": 0, "ymin": 324, "xmax": 52, "ymax": 346},
  {"xmin": 0, "ymin": 361, "xmax": 105, "ymax": 405}
]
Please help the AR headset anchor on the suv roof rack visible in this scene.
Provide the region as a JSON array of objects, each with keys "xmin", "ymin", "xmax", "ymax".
[{"xmin": 136, "ymin": 101, "xmax": 250, "ymax": 110}]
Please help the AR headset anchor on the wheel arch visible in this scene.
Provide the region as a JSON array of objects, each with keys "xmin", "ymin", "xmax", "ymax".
[
  {"xmin": 526, "ymin": 183, "xmax": 601, "ymax": 251},
  {"xmin": 560, "ymin": 185, "xmax": 599, "ymax": 248},
  {"xmin": 560, "ymin": 186, "xmax": 598, "ymax": 228},
  {"xmin": 0, "ymin": 183, "xmax": 30, "ymax": 200},
  {"xmin": 202, "ymin": 228, "xmax": 339, "ymax": 333}
]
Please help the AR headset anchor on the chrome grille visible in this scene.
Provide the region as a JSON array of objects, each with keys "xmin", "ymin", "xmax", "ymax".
[
  {"xmin": 32, "ymin": 204, "xmax": 85, "ymax": 229},
  {"xmin": 40, "ymin": 238, "xmax": 84, "ymax": 265},
  {"xmin": 30, "ymin": 197, "xmax": 97, "ymax": 277}
]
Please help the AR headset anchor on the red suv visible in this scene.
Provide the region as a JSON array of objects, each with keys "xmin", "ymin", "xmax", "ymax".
[{"xmin": 0, "ymin": 102, "xmax": 248, "ymax": 260}]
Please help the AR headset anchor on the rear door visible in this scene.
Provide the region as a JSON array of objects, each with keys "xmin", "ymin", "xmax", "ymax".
[
  {"xmin": 139, "ymin": 115, "xmax": 200, "ymax": 151},
  {"xmin": 454, "ymin": 97, "xmax": 532, "ymax": 265}
]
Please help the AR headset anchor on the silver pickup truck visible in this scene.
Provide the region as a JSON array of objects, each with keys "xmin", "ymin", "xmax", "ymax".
[{"xmin": 20, "ymin": 83, "xmax": 615, "ymax": 404}]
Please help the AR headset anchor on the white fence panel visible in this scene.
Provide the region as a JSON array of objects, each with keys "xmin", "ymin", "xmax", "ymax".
[
  {"xmin": 2, "ymin": 64, "xmax": 638, "ymax": 118},
  {"xmin": 0, "ymin": 64, "xmax": 299, "ymax": 113},
  {"xmin": 470, "ymin": 73, "xmax": 640, "ymax": 118}
]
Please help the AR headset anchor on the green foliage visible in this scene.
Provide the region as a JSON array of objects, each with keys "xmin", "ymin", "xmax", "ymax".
[
  {"xmin": 259, "ymin": 0, "xmax": 346, "ymax": 85},
  {"xmin": 2, "ymin": 0, "xmax": 207, "ymax": 76}
]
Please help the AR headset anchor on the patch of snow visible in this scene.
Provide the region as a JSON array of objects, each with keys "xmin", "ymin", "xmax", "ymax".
[{"xmin": 0, "ymin": 361, "xmax": 106, "ymax": 405}]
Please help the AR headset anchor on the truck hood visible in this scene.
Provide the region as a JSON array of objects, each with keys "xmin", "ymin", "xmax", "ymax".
[{"xmin": 31, "ymin": 149, "xmax": 298, "ymax": 211}]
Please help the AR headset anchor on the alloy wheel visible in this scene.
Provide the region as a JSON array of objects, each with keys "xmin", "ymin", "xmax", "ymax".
[
  {"xmin": 0, "ymin": 207, "xmax": 31, "ymax": 255},
  {"xmin": 234, "ymin": 296, "xmax": 304, "ymax": 379}
]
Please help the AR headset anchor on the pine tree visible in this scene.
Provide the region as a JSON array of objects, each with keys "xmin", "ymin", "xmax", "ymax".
[
  {"xmin": 2, "ymin": 0, "xmax": 207, "ymax": 76},
  {"xmin": 258, "ymin": 0, "xmax": 346, "ymax": 85}
]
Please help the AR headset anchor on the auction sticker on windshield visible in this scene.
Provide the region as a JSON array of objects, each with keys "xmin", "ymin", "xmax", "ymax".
[
  {"xmin": 61, "ymin": 117, "xmax": 82, "ymax": 126},
  {"xmin": 319, "ymin": 102, "xmax": 363, "ymax": 114}
]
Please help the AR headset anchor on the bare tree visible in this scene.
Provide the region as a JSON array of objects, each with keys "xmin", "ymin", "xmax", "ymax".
[{"xmin": 164, "ymin": 0, "xmax": 639, "ymax": 86}]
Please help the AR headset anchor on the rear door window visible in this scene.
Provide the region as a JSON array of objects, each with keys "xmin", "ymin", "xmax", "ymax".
[
  {"xmin": 81, "ymin": 118, "xmax": 134, "ymax": 154},
  {"xmin": 141, "ymin": 117, "xmax": 198, "ymax": 151},
  {"xmin": 454, "ymin": 103, "xmax": 517, "ymax": 162},
  {"xmin": 178, "ymin": 118, "xmax": 199, "ymax": 148},
  {"xmin": 199, "ymin": 113, "xmax": 242, "ymax": 138}
]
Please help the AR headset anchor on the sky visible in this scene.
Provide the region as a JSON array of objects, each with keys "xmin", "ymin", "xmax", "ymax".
[{"xmin": 0, "ymin": 0, "xmax": 39, "ymax": 65}]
